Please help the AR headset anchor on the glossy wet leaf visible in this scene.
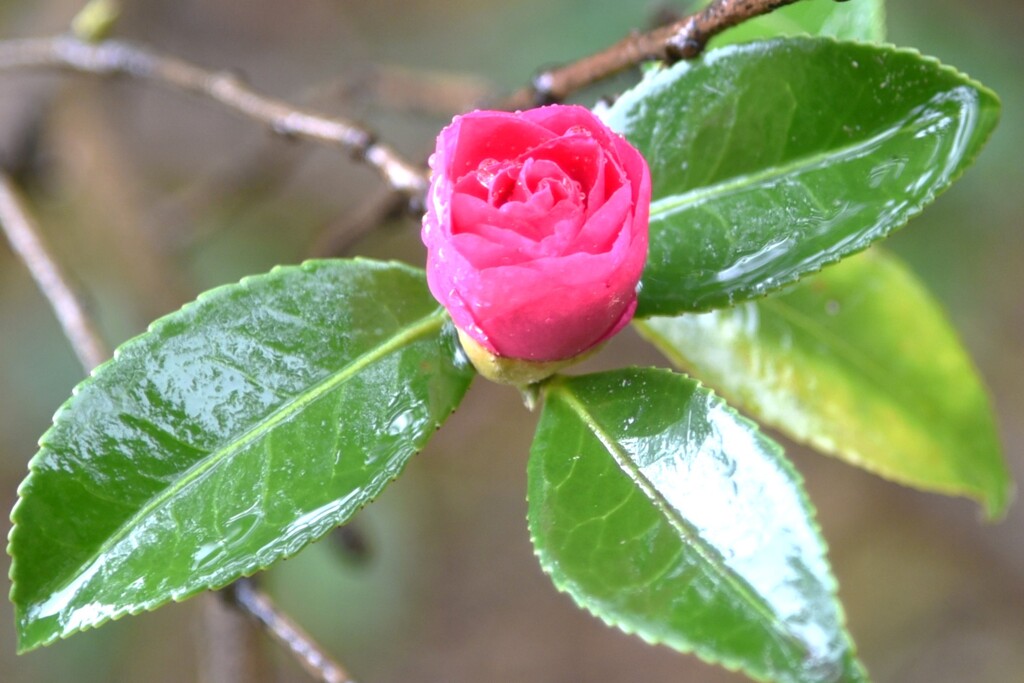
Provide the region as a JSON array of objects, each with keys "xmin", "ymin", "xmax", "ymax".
[
  {"xmin": 9, "ymin": 259, "xmax": 474, "ymax": 652},
  {"xmin": 636, "ymin": 249, "xmax": 1012, "ymax": 518},
  {"xmin": 600, "ymin": 38, "xmax": 1000, "ymax": 315},
  {"xmin": 529, "ymin": 369, "xmax": 866, "ymax": 683},
  {"xmin": 701, "ymin": 0, "xmax": 885, "ymax": 45}
]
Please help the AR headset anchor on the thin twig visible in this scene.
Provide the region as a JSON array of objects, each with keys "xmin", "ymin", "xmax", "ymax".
[
  {"xmin": 501, "ymin": 0, "xmax": 805, "ymax": 109},
  {"xmin": 200, "ymin": 593, "xmax": 276, "ymax": 683},
  {"xmin": 226, "ymin": 578, "xmax": 357, "ymax": 683},
  {"xmin": 0, "ymin": 173, "xmax": 357, "ymax": 683},
  {"xmin": 1, "ymin": 35, "xmax": 367, "ymax": 681},
  {"xmin": 0, "ymin": 34, "xmax": 428, "ymax": 199},
  {"xmin": 0, "ymin": 172, "xmax": 108, "ymax": 371}
]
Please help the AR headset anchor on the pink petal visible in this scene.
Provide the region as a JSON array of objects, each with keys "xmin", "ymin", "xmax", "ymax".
[{"xmin": 440, "ymin": 112, "xmax": 555, "ymax": 181}]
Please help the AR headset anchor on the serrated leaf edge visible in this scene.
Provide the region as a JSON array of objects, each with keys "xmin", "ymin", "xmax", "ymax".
[
  {"xmin": 610, "ymin": 37, "xmax": 1001, "ymax": 317},
  {"xmin": 634, "ymin": 252, "xmax": 1013, "ymax": 519},
  {"xmin": 529, "ymin": 367, "xmax": 867, "ymax": 683},
  {"xmin": 8, "ymin": 258, "xmax": 466, "ymax": 651}
]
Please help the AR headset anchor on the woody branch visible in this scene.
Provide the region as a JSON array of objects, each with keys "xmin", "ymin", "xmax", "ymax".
[
  {"xmin": 0, "ymin": 35, "xmax": 428, "ymax": 202},
  {"xmin": 501, "ymin": 0, "xmax": 807, "ymax": 109}
]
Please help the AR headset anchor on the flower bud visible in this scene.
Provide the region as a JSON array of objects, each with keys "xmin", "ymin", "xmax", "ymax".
[{"xmin": 422, "ymin": 105, "xmax": 650, "ymax": 383}]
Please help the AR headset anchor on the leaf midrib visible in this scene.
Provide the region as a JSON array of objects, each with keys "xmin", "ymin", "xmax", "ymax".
[
  {"xmin": 637, "ymin": 301, "xmax": 933, "ymax": 449},
  {"xmin": 550, "ymin": 382, "xmax": 803, "ymax": 654},
  {"xmin": 647, "ymin": 107, "xmax": 917, "ymax": 219},
  {"xmin": 757, "ymin": 294, "xmax": 994, "ymax": 491},
  {"xmin": 38, "ymin": 307, "xmax": 447, "ymax": 605},
  {"xmin": 759, "ymin": 296, "xmax": 899, "ymax": 406},
  {"xmin": 639, "ymin": 294, "xmax": 996, "ymax": 504}
]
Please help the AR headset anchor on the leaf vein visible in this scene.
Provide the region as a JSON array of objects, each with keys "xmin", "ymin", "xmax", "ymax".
[
  {"xmin": 649, "ymin": 114, "xmax": 913, "ymax": 219},
  {"xmin": 35, "ymin": 307, "xmax": 447, "ymax": 604},
  {"xmin": 551, "ymin": 384, "xmax": 803, "ymax": 653}
]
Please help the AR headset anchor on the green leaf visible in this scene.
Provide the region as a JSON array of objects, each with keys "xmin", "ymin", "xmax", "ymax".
[
  {"xmin": 635, "ymin": 249, "xmax": 1013, "ymax": 518},
  {"xmin": 529, "ymin": 368, "xmax": 867, "ymax": 683},
  {"xmin": 701, "ymin": 0, "xmax": 886, "ymax": 45},
  {"xmin": 9, "ymin": 259, "xmax": 474, "ymax": 651},
  {"xmin": 600, "ymin": 38, "xmax": 1000, "ymax": 316}
]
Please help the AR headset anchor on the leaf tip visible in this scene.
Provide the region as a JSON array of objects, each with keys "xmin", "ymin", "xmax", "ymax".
[{"xmin": 981, "ymin": 478, "xmax": 1016, "ymax": 522}]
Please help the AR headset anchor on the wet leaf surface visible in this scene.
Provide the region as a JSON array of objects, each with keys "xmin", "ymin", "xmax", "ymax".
[
  {"xmin": 702, "ymin": 0, "xmax": 885, "ymax": 46},
  {"xmin": 601, "ymin": 38, "xmax": 1000, "ymax": 315},
  {"xmin": 9, "ymin": 259, "xmax": 474, "ymax": 651},
  {"xmin": 636, "ymin": 249, "xmax": 1013, "ymax": 518},
  {"xmin": 528, "ymin": 368, "xmax": 867, "ymax": 683}
]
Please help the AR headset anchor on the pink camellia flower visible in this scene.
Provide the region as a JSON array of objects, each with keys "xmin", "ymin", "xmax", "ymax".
[{"xmin": 422, "ymin": 105, "xmax": 650, "ymax": 381}]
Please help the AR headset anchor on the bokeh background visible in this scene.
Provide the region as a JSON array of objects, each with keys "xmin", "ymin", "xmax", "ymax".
[{"xmin": 1, "ymin": 0, "xmax": 1021, "ymax": 681}]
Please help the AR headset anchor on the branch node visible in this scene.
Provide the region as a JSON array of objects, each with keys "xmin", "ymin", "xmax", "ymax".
[
  {"xmin": 407, "ymin": 191, "xmax": 426, "ymax": 216},
  {"xmin": 499, "ymin": 0, "xmax": 805, "ymax": 108},
  {"xmin": 0, "ymin": 35, "xmax": 428, "ymax": 199},
  {"xmin": 351, "ymin": 131, "xmax": 378, "ymax": 161},
  {"xmin": 530, "ymin": 72, "xmax": 558, "ymax": 106},
  {"xmin": 665, "ymin": 19, "xmax": 705, "ymax": 63}
]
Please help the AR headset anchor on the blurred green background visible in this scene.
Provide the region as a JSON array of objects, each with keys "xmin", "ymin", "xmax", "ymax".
[{"xmin": 1, "ymin": 0, "xmax": 1021, "ymax": 681}]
